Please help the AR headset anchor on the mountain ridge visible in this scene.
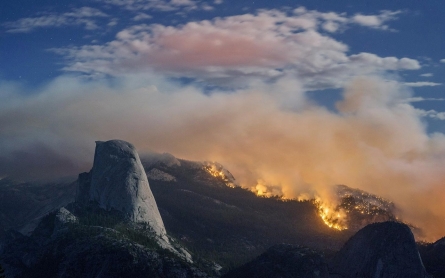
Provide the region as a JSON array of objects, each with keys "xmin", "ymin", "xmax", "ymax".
[{"xmin": 0, "ymin": 141, "xmax": 443, "ymax": 277}]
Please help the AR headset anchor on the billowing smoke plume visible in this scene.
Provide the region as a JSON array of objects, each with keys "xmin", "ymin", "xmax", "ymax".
[{"xmin": 1, "ymin": 74, "xmax": 445, "ymax": 241}]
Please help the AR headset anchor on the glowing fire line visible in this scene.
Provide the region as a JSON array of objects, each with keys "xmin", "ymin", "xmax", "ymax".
[
  {"xmin": 316, "ymin": 201, "xmax": 348, "ymax": 231},
  {"xmin": 203, "ymin": 163, "xmax": 237, "ymax": 188}
]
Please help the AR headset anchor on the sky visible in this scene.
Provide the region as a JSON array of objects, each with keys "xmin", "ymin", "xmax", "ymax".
[{"xmin": 1, "ymin": 0, "xmax": 445, "ymax": 240}]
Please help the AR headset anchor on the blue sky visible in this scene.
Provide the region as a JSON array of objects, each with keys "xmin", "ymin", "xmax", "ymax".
[
  {"xmin": 1, "ymin": 0, "xmax": 445, "ymax": 128},
  {"xmin": 2, "ymin": 0, "xmax": 445, "ymax": 239}
]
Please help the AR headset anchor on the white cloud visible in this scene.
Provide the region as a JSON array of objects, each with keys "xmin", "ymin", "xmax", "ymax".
[
  {"xmin": 418, "ymin": 109, "xmax": 445, "ymax": 120},
  {"xmin": 420, "ymin": 73, "xmax": 433, "ymax": 77},
  {"xmin": 352, "ymin": 10, "xmax": 401, "ymax": 30},
  {"xmin": 398, "ymin": 58, "xmax": 421, "ymax": 70},
  {"xmin": 53, "ymin": 9, "xmax": 420, "ymax": 90},
  {"xmin": 133, "ymin": 13, "xmax": 153, "ymax": 21},
  {"xmin": 97, "ymin": 0, "xmax": 202, "ymax": 12},
  {"xmin": 3, "ymin": 7, "xmax": 108, "ymax": 33},
  {"xmin": 322, "ymin": 21, "xmax": 340, "ymax": 32},
  {"xmin": 404, "ymin": 97, "xmax": 445, "ymax": 102},
  {"xmin": 440, "ymin": 59, "xmax": 445, "ymax": 63},
  {"xmin": 107, "ymin": 18, "xmax": 119, "ymax": 26},
  {"xmin": 201, "ymin": 3, "xmax": 214, "ymax": 11},
  {"xmin": 353, "ymin": 14, "xmax": 381, "ymax": 26},
  {"xmin": 349, "ymin": 53, "xmax": 420, "ymax": 70},
  {"xmin": 64, "ymin": 7, "xmax": 108, "ymax": 18},
  {"xmin": 404, "ymin": 82, "xmax": 442, "ymax": 87}
]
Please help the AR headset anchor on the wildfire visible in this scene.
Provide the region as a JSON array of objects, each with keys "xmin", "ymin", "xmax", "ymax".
[
  {"xmin": 313, "ymin": 185, "xmax": 396, "ymax": 231},
  {"xmin": 254, "ymin": 182, "xmax": 270, "ymax": 197},
  {"xmin": 316, "ymin": 201, "xmax": 348, "ymax": 231},
  {"xmin": 251, "ymin": 180, "xmax": 286, "ymax": 198},
  {"xmin": 203, "ymin": 162, "xmax": 237, "ymax": 188}
]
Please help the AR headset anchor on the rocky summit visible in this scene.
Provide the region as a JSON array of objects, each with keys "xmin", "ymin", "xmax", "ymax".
[
  {"xmin": 0, "ymin": 140, "xmax": 199, "ymax": 277},
  {"xmin": 329, "ymin": 221, "xmax": 430, "ymax": 278},
  {"xmin": 76, "ymin": 140, "xmax": 167, "ymax": 239}
]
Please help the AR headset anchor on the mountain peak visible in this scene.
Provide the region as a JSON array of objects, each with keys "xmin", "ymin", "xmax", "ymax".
[{"xmin": 76, "ymin": 139, "xmax": 167, "ymax": 238}]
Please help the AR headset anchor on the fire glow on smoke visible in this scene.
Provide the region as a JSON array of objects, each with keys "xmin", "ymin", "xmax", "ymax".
[
  {"xmin": 251, "ymin": 181, "xmax": 350, "ymax": 230},
  {"xmin": 204, "ymin": 160, "xmax": 399, "ymax": 233},
  {"xmin": 250, "ymin": 183, "xmax": 397, "ymax": 231}
]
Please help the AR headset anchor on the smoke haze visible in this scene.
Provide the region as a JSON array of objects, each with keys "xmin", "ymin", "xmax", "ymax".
[{"xmin": 1, "ymin": 74, "xmax": 445, "ymax": 241}]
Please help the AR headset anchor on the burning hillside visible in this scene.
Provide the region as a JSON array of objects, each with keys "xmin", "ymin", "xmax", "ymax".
[
  {"xmin": 315, "ymin": 185, "xmax": 397, "ymax": 232},
  {"xmin": 203, "ymin": 162, "xmax": 238, "ymax": 188}
]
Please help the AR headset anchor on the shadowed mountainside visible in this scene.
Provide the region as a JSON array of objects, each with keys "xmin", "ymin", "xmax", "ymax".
[
  {"xmin": 0, "ymin": 178, "xmax": 76, "ymax": 235},
  {"xmin": 0, "ymin": 147, "xmax": 441, "ymax": 276},
  {"xmin": 141, "ymin": 155, "xmax": 350, "ymax": 269},
  {"xmin": 225, "ymin": 221, "xmax": 430, "ymax": 278},
  {"xmin": 418, "ymin": 237, "xmax": 445, "ymax": 278}
]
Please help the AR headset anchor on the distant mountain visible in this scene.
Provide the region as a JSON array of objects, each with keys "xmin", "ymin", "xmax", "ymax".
[
  {"xmin": 0, "ymin": 141, "xmax": 441, "ymax": 277},
  {"xmin": 0, "ymin": 178, "xmax": 76, "ymax": 235}
]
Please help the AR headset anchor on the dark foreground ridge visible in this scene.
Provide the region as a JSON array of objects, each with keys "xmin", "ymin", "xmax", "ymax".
[
  {"xmin": 226, "ymin": 221, "xmax": 431, "ymax": 278},
  {"xmin": 418, "ymin": 237, "xmax": 445, "ymax": 278},
  {"xmin": 223, "ymin": 244, "xmax": 329, "ymax": 278},
  {"xmin": 330, "ymin": 221, "xmax": 429, "ymax": 277}
]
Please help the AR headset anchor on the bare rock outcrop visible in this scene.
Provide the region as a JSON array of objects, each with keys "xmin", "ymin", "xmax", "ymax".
[
  {"xmin": 75, "ymin": 140, "xmax": 169, "ymax": 240},
  {"xmin": 53, "ymin": 207, "xmax": 77, "ymax": 232}
]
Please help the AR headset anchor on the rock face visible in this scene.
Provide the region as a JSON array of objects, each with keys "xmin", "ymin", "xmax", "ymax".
[
  {"xmin": 53, "ymin": 207, "xmax": 77, "ymax": 232},
  {"xmin": 223, "ymin": 244, "xmax": 329, "ymax": 278},
  {"xmin": 76, "ymin": 140, "xmax": 167, "ymax": 239},
  {"xmin": 330, "ymin": 221, "xmax": 430, "ymax": 278}
]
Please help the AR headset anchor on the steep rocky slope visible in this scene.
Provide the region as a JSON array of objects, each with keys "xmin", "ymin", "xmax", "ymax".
[{"xmin": 77, "ymin": 140, "xmax": 167, "ymax": 238}]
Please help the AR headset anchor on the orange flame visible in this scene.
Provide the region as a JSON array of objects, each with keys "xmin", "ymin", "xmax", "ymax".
[{"xmin": 315, "ymin": 201, "xmax": 348, "ymax": 231}]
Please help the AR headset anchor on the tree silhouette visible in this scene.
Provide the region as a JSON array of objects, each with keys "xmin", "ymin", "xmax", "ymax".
[{"xmin": 0, "ymin": 263, "xmax": 5, "ymax": 278}]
